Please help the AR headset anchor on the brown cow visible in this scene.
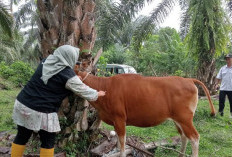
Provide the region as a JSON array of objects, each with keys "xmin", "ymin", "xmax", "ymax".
[{"xmin": 76, "ymin": 71, "xmax": 215, "ymax": 157}]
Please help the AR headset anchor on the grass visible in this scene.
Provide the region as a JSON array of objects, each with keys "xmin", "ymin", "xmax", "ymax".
[
  {"xmin": 102, "ymin": 100, "xmax": 232, "ymax": 157},
  {"xmin": 0, "ymin": 78, "xmax": 20, "ymax": 132},
  {"xmin": 0, "ymin": 78, "xmax": 232, "ymax": 156}
]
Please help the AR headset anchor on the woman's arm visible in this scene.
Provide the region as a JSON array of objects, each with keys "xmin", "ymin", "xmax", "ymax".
[{"xmin": 65, "ymin": 76, "xmax": 105, "ymax": 101}]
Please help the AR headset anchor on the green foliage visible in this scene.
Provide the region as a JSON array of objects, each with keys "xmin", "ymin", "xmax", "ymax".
[
  {"xmin": 103, "ymin": 44, "xmax": 128, "ymax": 64},
  {"xmin": 0, "ymin": 28, "xmax": 26, "ymax": 63},
  {"xmin": 0, "ymin": 88, "xmax": 20, "ymax": 132},
  {"xmin": 0, "ymin": 62, "xmax": 13, "ymax": 78},
  {"xmin": 132, "ymin": 0, "xmax": 176, "ymax": 51},
  {"xmin": 96, "ymin": 44, "xmax": 130, "ymax": 76},
  {"xmin": 96, "ymin": 0, "xmax": 152, "ymax": 49},
  {"xmin": 127, "ymin": 27, "xmax": 196, "ymax": 76},
  {"xmin": 62, "ymin": 141, "xmax": 79, "ymax": 156},
  {"xmin": 0, "ymin": 2, "xmax": 13, "ymax": 37},
  {"xmin": 0, "ymin": 1, "xmax": 40, "ymax": 65},
  {"xmin": 0, "ymin": 61, "xmax": 34, "ymax": 87},
  {"xmin": 99, "ymin": 27, "xmax": 197, "ymax": 77},
  {"xmin": 0, "ymin": 77, "xmax": 17, "ymax": 90},
  {"xmin": 81, "ymin": 49, "xmax": 91, "ymax": 53},
  {"xmin": 96, "ymin": 1, "xmax": 127, "ymax": 49},
  {"xmin": 1, "ymin": 0, "xmax": 41, "ymax": 65},
  {"xmin": 13, "ymin": 0, "xmax": 36, "ymax": 29},
  {"xmin": 57, "ymin": 117, "xmax": 91, "ymax": 156},
  {"xmin": 96, "ymin": 56, "xmax": 109, "ymax": 76},
  {"xmin": 174, "ymin": 70, "xmax": 185, "ymax": 77},
  {"xmin": 186, "ymin": 0, "xmax": 230, "ymax": 63}
]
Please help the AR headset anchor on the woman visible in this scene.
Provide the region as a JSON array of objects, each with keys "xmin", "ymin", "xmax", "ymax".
[{"xmin": 11, "ymin": 45, "xmax": 106, "ymax": 157}]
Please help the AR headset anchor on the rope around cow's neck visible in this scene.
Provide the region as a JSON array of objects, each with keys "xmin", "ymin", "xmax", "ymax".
[{"xmin": 82, "ymin": 72, "xmax": 91, "ymax": 82}]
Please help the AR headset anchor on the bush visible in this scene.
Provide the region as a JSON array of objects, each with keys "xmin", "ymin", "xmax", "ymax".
[
  {"xmin": 174, "ymin": 70, "xmax": 185, "ymax": 77},
  {"xmin": 96, "ymin": 56, "xmax": 109, "ymax": 76},
  {"xmin": 0, "ymin": 62, "xmax": 14, "ymax": 78},
  {"xmin": 0, "ymin": 61, "xmax": 34, "ymax": 87}
]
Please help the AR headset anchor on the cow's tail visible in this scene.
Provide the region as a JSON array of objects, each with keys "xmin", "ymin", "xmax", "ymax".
[{"xmin": 190, "ymin": 79, "xmax": 216, "ymax": 116}]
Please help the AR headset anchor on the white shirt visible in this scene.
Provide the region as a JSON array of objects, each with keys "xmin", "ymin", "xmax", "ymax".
[{"xmin": 216, "ymin": 65, "xmax": 232, "ymax": 91}]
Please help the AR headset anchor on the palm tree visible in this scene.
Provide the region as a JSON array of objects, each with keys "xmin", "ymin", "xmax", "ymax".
[
  {"xmin": 0, "ymin": 28, "xmax": 25, "ymax": 63},
  {"xmin": 13, "ymin": 0, "xmax": 41, "ymax": 60},
  {"xmin": 132, "ymin": 0, "xmax": 230, "ymax": 94},
  {"xmin": 186, "ymin": 0, "xmax": 230, "ymax": 94},
  {"xmin": 0, "ymin": 1, "xmax": 39, "ymax": 64},
  {"xmin": 0, "ymin": 2, "xmax": 24, "ymax": 63}
]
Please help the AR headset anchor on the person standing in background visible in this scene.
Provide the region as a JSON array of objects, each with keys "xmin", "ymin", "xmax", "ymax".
[{"xmin": 215, "ymin": 54, "xmax": 232, "ymax": 118}]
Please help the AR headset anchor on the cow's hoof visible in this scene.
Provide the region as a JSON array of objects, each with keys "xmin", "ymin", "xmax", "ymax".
[{"xmin": 120, "ymin": 152, "xmax": 126, "ymax": 157}]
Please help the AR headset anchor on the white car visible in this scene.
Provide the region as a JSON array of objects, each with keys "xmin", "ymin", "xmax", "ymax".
[{"xmin": 105, "ymin": 64, "xmax": 137, "ymax": 75}]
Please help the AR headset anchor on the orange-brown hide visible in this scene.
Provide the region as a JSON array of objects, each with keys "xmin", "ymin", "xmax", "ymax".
[{"xmin": 76, "ymin": 72, "xmax": 215, "ymax": 127}]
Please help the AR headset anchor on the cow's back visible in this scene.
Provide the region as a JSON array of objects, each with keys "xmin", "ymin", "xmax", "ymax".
[{"xmin": 106, "ymin": 74, "xmax": 198, "ymax": 127}]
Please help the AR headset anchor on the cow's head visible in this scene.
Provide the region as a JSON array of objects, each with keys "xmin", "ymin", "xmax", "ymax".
[{"xmin": 74, "ymin": 60, "xmax": 92, "ymax": 75}]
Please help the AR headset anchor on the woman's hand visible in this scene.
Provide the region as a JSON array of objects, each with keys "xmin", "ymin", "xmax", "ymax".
[{"xmin": 98, "ymin": 91, "xmax": 106, "ymax": 97}]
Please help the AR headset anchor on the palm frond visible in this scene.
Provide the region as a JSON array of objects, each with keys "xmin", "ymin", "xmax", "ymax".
[
  {"xmin": 10, "ymin": 0, "xmax": 23, "ymax": 12},
  {"xmin": 178, "ymin": 0, "xmax": 189, "ymax": 9},
  {"xmin": 120, "ymin": 0, "xmax": 153, "ymax": 18},
  {"xmin": 0, "ymin": 3, "xmax": 13, "ymax": 37},
  {"xmin": 116, "ymin": 21, "xmax": 136, "ymax": 47},
  {"xmin": 187, "ymin": 0, "xmax": 230, "ymax": 60},
  {"xmin": 0, "ymin": 32, "xmax": 22, "ymax": 62},
  {"xmin": 0, "ymin": 25, "xmax": 24, "ymax": 61},
  {"xmin": 132, "ymin": 0, "xmax": 177, "ymax": 51},
  {"xmin": 13, "ymin": 0, "xmax": 35, "ymax": 28},
  {"xmin": 23, "ymin": 28, "xmax": 39, "ymax": 49},
  {"xmin": 96, "ymin": 0, "xmax": 154, "ymax": 49},
  {"xmin": 0, "ymin": 45, "xmax": 16, "ymax": 61},
  {"xmin": 10, "ymin": 0, "xmax": 22, "ymax": 6},
  {"xmin": 227, "ymin": 0, "xmax": 232, "ymax": 17},
  {"xmin": 180, "ymin": 6, "xmax": 190, "ymax": 39},
  {"xmin": 96, "ymin": 1, "xmax": 131, "ymax": 49}
]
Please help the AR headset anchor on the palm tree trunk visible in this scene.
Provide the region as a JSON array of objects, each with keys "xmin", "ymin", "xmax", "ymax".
[
  {"xmin": 197, "ymin": 52, "xmax": 217, "ymax": 95},
  {"xmin": 37, "ymin": 0, "xmax": 98, "ymax": 154},
  {"xmin": 37, "ymin": 0, "xmax": 96, "ymax": 60}
]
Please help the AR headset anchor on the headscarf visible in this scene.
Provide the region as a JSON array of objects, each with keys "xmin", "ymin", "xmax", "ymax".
[{"xmin": 41, "ymin": 45, "xmax": 79, "ymax": 84}]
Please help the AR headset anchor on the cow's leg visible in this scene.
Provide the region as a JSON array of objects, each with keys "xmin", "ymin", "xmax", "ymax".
[
  {"xmin": 190, "ymin": 137, "xmax": 199, "ymax": 157},
  {"xmin": 178, "ymin": 121, "xmax": 199, "ymax": 157},
  {"xmin": 180, "ymin": 135, "xmax": 188, "ymax": 157},
  {"xmin": 114, "ymin": 120, "xmax": 126, "ymax": 157},
  {"xmin": 175, "ymin": 123, "xmax": 188, "ymax": 157},
  {"xmin": 116, "ymin": 134, "xmax": 121, "ymax": 150},
  {"xmin": 115, "ymin": 126, "xmax": 121, "ymax": 150}
]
